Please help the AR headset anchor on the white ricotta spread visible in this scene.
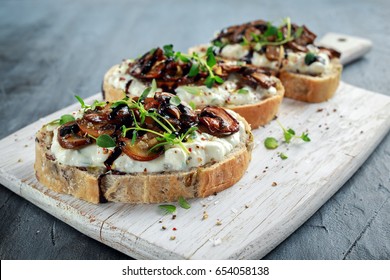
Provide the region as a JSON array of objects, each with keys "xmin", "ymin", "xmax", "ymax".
[
  {"xmin": 108, "ymin": 59, "xmax": 277, "ymax": 107},
  {"xmin": 219, "ymin": 43, "xmax": 331, "ymax": 75},
  {"xmin": 50, "ymin": 112, "xmax": 248, "ymax": 173}
]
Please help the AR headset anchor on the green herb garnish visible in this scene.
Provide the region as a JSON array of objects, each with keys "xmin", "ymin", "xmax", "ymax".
[
  {"xmin": 46, "ymin": 114, "xmax": 76, "ymax": 126},
  {"xmin": 139, "ymin": 79, "xmax": 157, "ymax": 102},
  {"xmin": 75, "ymin": 95, "xmax": 86, "ymax": 108},
  {"xmin": 163, "ymin": 44, "xmax": 175, "ymax": 57},
  {"xmin": 277, "ymin": 121, "xmax": 311, "ymax": 143},
  {"xmin": 75, "ymin": 95, "xmax": 106, "ymax": 111},
  {"xmin": 170, "ymin": 95, "xmax": 181, "ymax": 106},
  {"xmin": 96, "ymin": 134, "xmax": 116, "ymax": 148},
  {"xmin": 188, "ymin": 62, "xmax": 200, "ymax": 77},
  {"xmin": 159, "ymin": 204, "xmax": 177, "ymax": 214},
  {"xmin": 118, "ymin": 83, "xmax": 197, "ymax": 154},
  {"xmin": 188, "ymin": 101, "xmax": 196, "ymax": 110},
  {"xmin": 264, "ymin": 137, "xmax": 279, "ymax": 149},
  {"xmin": 178, "ymin": 196, "xmax": 191, "ymax": 209},
  {"xmin": 237, "ymin": 88, "xmax": 249, "ymax": 94},
  {"xmin": 162, "ymin": 45, "xmax": 224, "ymax": 88},
  {"xmin": 240, "ymin": 17, "xmax": 304, "ymax": 50},
  {"xmin": 279, "ymin": 152, "xmax": 288, "ymax": 160},
  {"xmin": 182, "ymin": 86, "xmax": 202, "ymax": 96},
  {"xmin": 304, "ymin": 52, "xmax": 316, "ymax": 65},
  {"xmin": 59, "ymin": 114, "xmax": 75, "ymax": 125}
]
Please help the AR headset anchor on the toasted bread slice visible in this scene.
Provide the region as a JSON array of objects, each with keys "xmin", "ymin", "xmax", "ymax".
[
  {"xmin": 279, "ymin": 59, "xmax": 342, "ymax": 103},
  {"xmin": 34, "ymin": 117, "xmax": 253, "ymax": 204},
  {"xmin": 190, "ymin": 44, "xmax": 342, "ymax": 103},
  {"xmin": 103, "ymin": 64, "xmax": 284, "ymax": 129}
]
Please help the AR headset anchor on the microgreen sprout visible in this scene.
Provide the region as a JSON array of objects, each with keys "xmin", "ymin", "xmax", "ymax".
[
  {"xmin": 46, "ymin": 114, "xmax": 75, "ymax": 126},
  {"xmin": 232, "ymin": 17, "xmax": 304, "ymax": 51},
  {"xmin": 163, "ymin": 44, "xmax": 224, "ymax": 88},
  {"xmin": 276, "ymin": 120, "xmax": 311, "ymax": 143},
  {"xmin": 159, "ymin": 204, "xmax": 177, "ymax": 214},
  {"xmin": 75, "ymin": 95, "xmax": 106, "ymax": 111},
  {"xmin": 178, "ymin": 196, "xmax": 191, "ymax": 209},
  {"xmin": 116, "ymin": 82, "xmax": 198, "ymax": 154}
]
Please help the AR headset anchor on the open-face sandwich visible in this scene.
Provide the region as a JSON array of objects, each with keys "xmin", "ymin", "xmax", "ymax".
[
  {"xmin": 103, "ymin": 45, "xmax": 284, "ymax": 129},
  {"xmin": 34, "ymin": 91, "xmax": 253, "ymax": 204},
  {"xmin": 189, "ymin": 18, "xmax": 342, "ymax": 103}
]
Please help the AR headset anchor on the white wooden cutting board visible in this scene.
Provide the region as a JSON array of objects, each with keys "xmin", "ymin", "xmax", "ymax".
[{"xmin": 1, "ymin": 82, "xmax": 389, "ymax": 259}]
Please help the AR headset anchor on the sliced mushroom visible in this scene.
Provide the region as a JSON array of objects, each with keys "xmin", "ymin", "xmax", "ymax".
[
  {"xmin": 57, "ymin": 121, "xmax": 92, "ymax": 149},
  {"xmin": 265, "ymin": 45, "xmax": 281, "ymax": 61},
  {"xmin": 249, "ymin": 71, "xmax": 275, "ymax": 88},
  {"xmin": 318, "ymin": 46, "xmax": 341, "ymax": 59},
  {"xmin": 120, "ymin": 135, "xmax": 163, "ymax": 161},
  {"xmin": 198, "ymin": 106, "xmax": 239, "ymax": 137},
  {"xmin": 77, "ymin": 118, "xmax": 116, "ymax": 138}
]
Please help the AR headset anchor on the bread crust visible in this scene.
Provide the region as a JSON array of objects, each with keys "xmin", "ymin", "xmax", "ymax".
[
  {"xmin": 189, "ymin": 44, "xmax": 343, "ymax": 103},
  {"xmin": 102, "ymin": 65, "xmax": 127, "ymax": 101},
  {"xmin": 34, "ymin": 119, "xmax": 253, "ymax": 204},
  {"xmin": 227, "ymin": 81, "xmax": 284, "ymax": 129},
  {"xmin": 103, "ymin": 64, "xmax": 284, "ymax": 129},
  {"xmin": 279, "ymin": 59, "xmax": 342, "ymax": 103}
]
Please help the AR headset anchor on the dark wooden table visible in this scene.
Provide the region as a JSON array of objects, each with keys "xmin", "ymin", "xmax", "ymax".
[{"xmin": 1, "ymin": 0, "xmax": 389, "ymax": 259}]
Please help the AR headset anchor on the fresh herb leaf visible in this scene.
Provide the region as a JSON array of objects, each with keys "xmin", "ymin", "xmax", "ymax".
[
  {"xmin": 189, "ymin": 101, "xmax": 196, "ymax": 110},
  {"xmin": 159, "ymin": 204, "xmax": 176, "ymax": 214},
  {"xmin": 237, "ymin": 88, "xmax": 249, "ymax": 94},
  {"xmin": 150, "ymin": 79, "xmax": 157, "ymax": 93},
  {"xmin": 75, "ymin": 95, "xmax": 86, "ymax": 108},
  {"xmin": 182, "ymin": 86, "xmax": 202, "ymax": 96},
  {"xmin": 300, "ymin": 132, "xmax": 311, "ymax": 142},
  {"xmin": 131, "ymin": 130, "xmax": 137, "ymax": 145},
  {"xmin": 205, "ymin": 76, "xmax": 215, "ymax": 88},
  {"xmin": 175, "ymin": 51, "xmax": 190, "ymax": 63},
  {"xmin": 178, "ymin": 196, "xmax": 191, "ymax": 209},
  {"xmin": 283, "ymin": 131, "xmax": 293, "ymax": 143},
  {"xmin": 239, "ymin": 17, "xmax": 305, "ymax": 49},
  {"xmin": 139, "ymin": 79, "xmax": 157, "ymax": 102},
  {"xmin": 213, "ymin": 40, "xmax": 224, "ymax": 47},
  {"xmin": 277, "ymin": 120, "xmax": 311, "ymax": 144},
  {"xmin": 214, "ymin": 76, "xmax": 224, "ymax": 84},
  {"xmin": 206, "ymin": 47, "xmax": 216, "ymax": 68},
  {"xmin": 91, "ymin": 100, "xmax": 107, "ymax": 110},
  {"xmin": 287, "ymin": 128, "xmax": 295, "ymax": 135},
  {"xmin": 170, "ymin": 95, "xmax": 181, "ymax": 106},
  {"xmin": 59, "ymin": 114, "xmax": 75, "ymax": 125},
  {"xmin": 263, "ymin": 23, "xmax": 278, "ymax": 37},
  {"xmin": 279, "ymin": 152, "xmax": 288, "ymax": 160},
  {"xmin": 304, "ymin": 52, "xmax": 316, "ymax": 65},
  {"xmin": 188, "ymin": 63, "xmax": 200, "ymax": 77},
  {"xmin": 294, "ymin": 26, "xmax": 304, "ymax": 38},
  {"xmin": 240, "ymin": 36, "xmax": 250, "ymax": 46},
  {"xmin": 163, "ymin": 44, "xmax": 174, "ymax": 57},
  {"xmin": 96, "ymin": 134, "xmax": 116, "ymax": 148},
  {"xmin": 264, "ymin": 137, "xmax": 279, "ymax": 149},
  {"xmin": 139, "ymin": 87, "xmax": 151, "ymax": 102},
  {"xmin": 111, "ymin": 100, "xmax": 128, "ymax": 108}
]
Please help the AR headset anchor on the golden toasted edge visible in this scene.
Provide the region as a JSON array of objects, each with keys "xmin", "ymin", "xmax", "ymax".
[
  {"xmin": 34, "ymin": 117, "xmax": 253, "ymax": 204},
  {"xmin": 103, "ymin": 65, "xmax": 127, "ymax": 101},
  {"xmin": 228, "ymin": 80, "xmax": 284, "ymax": 129},
  {"xmin": 279, "ymin": 59, "xmax": 342, "ymax": 103},
  {"xmin": 34, "ymin": 129, "xmax": 103, "ymax": 203}
]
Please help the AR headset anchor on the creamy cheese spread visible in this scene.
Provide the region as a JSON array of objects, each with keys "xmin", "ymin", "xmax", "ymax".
[
  {"xmin": 107, "ymin": 59, "xmax": 278, "ymax": 106},
  {"xmin": 219, "ymin": 43, "xmax": 331, "ymax": 75},
  {"xmin": 50, "ymin": 112, "xmax": 247, "ymax": 173}
]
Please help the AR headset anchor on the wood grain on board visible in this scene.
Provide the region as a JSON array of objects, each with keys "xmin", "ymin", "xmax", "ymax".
[{"xmin": 0, "ymin": 82, "xmax": 389, "ymax": 259}]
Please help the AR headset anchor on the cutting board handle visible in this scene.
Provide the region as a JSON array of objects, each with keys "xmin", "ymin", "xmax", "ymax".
[{"xmin": 317, "ymin": 32, "xmax": 372, "ymax": 65}]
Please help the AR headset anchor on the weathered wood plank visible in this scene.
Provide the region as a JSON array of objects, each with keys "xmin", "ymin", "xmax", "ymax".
[{"xmin": 0, "ymin": 82, "xmax": 389, "ymax": 259}]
